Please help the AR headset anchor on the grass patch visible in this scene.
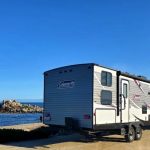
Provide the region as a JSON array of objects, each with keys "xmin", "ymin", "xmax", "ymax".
[{"xmin": 0, "ymin": 126, "xmax": 57, "ymax": 143}]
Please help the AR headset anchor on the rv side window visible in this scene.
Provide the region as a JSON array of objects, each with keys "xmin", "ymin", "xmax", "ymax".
[
  {"xmin": 101, "ymin": 71, "xmax": 112, "ymax": 86},
  {"xmin": 142, "ymin": 105, "xmax": 147, "ymax": 114},
  {"xmin": 101, "ymin": 90, "xmax": 112, "ymax": 105},
  {"xmin": 123, "ymin": 83, "xmax": 128, "ymax": 98}
]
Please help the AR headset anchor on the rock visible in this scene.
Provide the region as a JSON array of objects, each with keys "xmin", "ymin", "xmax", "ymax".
[{"xmin": 0, "ymin": 100, "xmax": 43, "ymax": 113}]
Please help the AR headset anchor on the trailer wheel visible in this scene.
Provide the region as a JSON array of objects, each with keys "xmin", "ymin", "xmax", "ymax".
[
  {"xmin": 125, "ymin": 126, "xmax": 135, "ymax": 142},
  {"xmin": 135, "ymin": 126, "xmax": 142, "ymax": 140}
]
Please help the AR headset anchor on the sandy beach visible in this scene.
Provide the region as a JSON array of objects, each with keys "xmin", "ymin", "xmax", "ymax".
[
  {"xmin": 0, "ymin": 123, "xmax": 150, "ymax": 150},
  {"xmin": 0, "ymin": 123, "xmax": 46, "ymax": 131}
]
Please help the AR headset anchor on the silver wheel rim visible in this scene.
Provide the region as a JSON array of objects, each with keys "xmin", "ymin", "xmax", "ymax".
[
  {"xmin": 137, "ymin": 132, "xmax": 141, "ymax": 138},
  {"xmin": 130, "ymin": 134, "xmax": 134, "ymax": 140},
  {"xmin": 129, "ymin": 129, "xmax": 134, "ymax": 141}
]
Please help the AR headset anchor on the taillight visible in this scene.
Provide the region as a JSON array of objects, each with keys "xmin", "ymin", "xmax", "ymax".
[
  {"xmin": 84, "ymin": 114, "xmax": 91, "ymax": 119},
  {"xmin": 44, "ymin": 113, "xmax": 51, "ymax": 121}
]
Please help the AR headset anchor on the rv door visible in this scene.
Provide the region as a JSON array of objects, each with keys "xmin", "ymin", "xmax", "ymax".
[{"xmin": 121, "ymin": 80, "xmax": 129, "ymax": 123}]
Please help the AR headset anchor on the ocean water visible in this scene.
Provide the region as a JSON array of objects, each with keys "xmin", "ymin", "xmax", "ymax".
[{"xmin": 0, "ymin": 102, "xmax": 43, "ymax": 126}]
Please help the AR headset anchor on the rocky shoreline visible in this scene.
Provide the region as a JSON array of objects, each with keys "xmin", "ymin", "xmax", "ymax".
[{"xmin": 0, "ymin": 100, "xmax": 43, "ymax": 113}]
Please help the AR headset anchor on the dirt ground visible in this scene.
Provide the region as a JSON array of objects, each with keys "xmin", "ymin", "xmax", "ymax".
[{"xmin": 0, "ymin": 126, "xmax": 150, "ymax": 150}]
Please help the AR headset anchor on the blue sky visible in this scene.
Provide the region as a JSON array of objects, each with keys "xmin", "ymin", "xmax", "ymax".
[{"xmin": 0, "ymin": 0, "xmax": 150, "ymax": 101}]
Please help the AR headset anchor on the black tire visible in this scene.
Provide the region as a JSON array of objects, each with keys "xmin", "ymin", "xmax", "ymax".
[
  {"xmin": 125, "ymin": 126, "xmax": 135, "ymax": 142},
  {"xmin": 135, "ymin": 126, "xmax": 142, "ymax": 140}
]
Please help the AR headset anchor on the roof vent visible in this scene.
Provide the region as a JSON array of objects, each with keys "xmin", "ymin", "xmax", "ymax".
[
  {"xmin": 137, "ymin": 75, "xmax": 147, "ymax": 80},
  {"xmin": 44, "ymin": 73, "xmax": 48, "ymax": 76}
]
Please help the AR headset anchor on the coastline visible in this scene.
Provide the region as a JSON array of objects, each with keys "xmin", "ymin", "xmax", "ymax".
[{"xmin": 0, "ymin": 113, "xmax": 42, "ymax": 126}]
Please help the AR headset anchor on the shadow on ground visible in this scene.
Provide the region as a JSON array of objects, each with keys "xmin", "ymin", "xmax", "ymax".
[
  {"xmin": 0, "ymin": 126, "xmax": 56, "ymax": 143},
  {"xmin": 2, "ymin": 130, "xmax": 126, "ymax": 149}
]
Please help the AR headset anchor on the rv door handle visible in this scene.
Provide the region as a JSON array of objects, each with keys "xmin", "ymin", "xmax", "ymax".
[
  {"xmin": 120, "ymin": 94, "xmax": 126, "ymax": 110},
  {"xmin": 123, "ymin": 95, "xmax": 126, "ymax": 110}
]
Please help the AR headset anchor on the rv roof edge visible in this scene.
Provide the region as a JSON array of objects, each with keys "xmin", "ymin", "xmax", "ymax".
[
  {"xmin": 43, "ymin": 63, "xmax": 118, "ymax": 74},
  {"xmin": 44, "ymin": 63, "xmax": 150, "ymax": 83},
  {"xmin": 120, "ymin": 72, "xmax": 150, "ymax": 84}
]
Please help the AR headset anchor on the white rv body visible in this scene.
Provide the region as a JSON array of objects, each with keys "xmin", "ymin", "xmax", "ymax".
[{"xmin": 43, "ymin": 63, "xmax": 150, "ymax": 131}]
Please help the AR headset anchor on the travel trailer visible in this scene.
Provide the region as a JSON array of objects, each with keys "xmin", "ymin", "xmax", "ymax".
[{"xmin": 43, "ymin": 63, "xmax": 150, "ymax": 142}]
